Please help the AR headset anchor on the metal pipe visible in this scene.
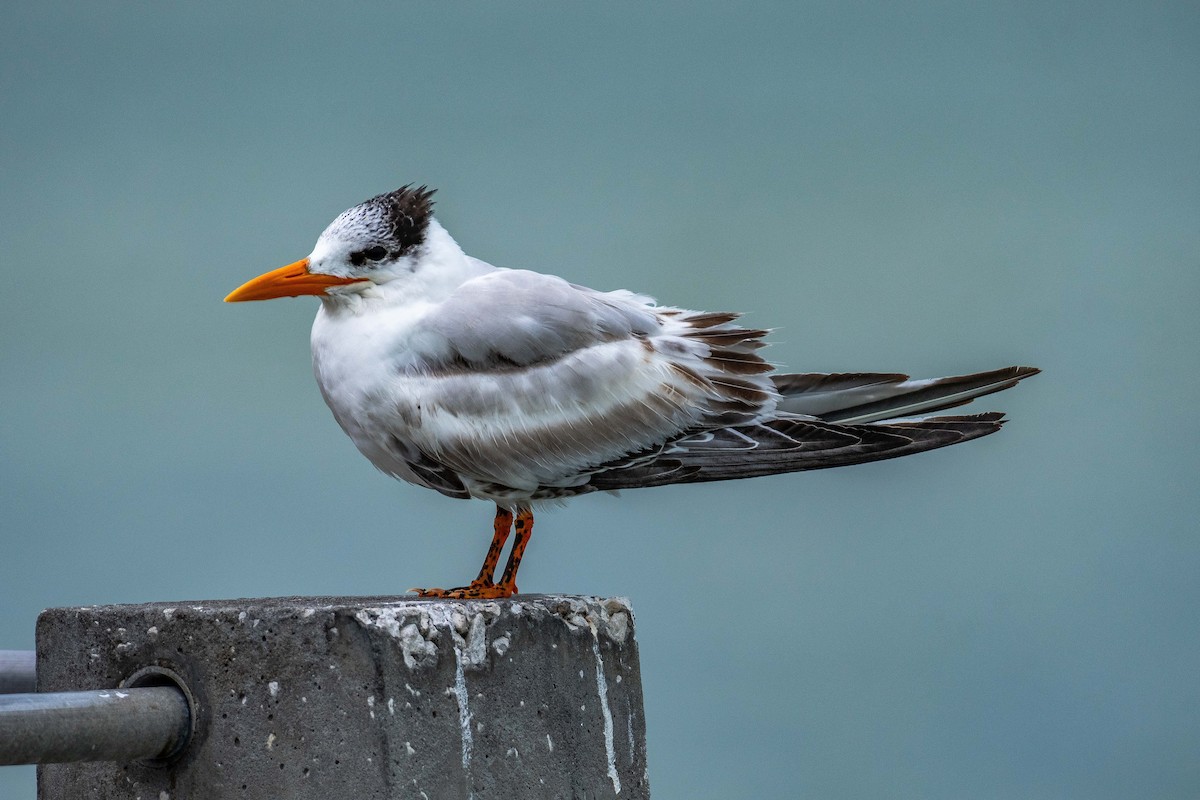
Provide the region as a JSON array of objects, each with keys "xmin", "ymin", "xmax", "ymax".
[
  {"xmin": 0, "ymin": 686, "xmax": 190, "ymax": 765},
  {"xmin": 0, "ymin": 650, "xmax": 36, "ymax": 694}
]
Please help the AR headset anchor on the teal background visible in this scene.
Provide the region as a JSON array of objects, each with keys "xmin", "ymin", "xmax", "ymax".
[{"xmin": 2, "ymin": 3, "xmax": 1197, "ymax": 797}]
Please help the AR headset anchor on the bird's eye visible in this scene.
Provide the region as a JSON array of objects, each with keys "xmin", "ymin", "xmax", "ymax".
[{"xmin": 349, "ymin": 245, "xmax": 390, "ymax": 267}]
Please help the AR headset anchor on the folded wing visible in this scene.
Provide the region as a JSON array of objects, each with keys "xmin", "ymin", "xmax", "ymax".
[
  {"xmin": 389, "ymin": 271, "xmax": 779, "ymax": 494},
  {"xmin": 386, "ymin": 269, "xmax": 1038, "ymax": 499}
]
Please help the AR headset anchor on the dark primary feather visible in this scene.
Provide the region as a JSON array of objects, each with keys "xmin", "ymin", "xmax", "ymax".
[
  {"xmin": 573, "ymin": 365, "xmax": 1040, "ymax": 494},
  {"xmin": 582, "ymin": 412, "xmax": 1010, "ymax": 491},
  {"xmin": 773, "ymin": 365, "xmax": 1040, "ymax": 423}
]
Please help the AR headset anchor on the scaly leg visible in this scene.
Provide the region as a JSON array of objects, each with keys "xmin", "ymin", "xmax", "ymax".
[
  {"xmin": 497, "ymin": 508, "xmax": 533, "ymax": 592},
  {"xmin": 412, "ymin": 506, "xmax": 530, "ymax": 599}
]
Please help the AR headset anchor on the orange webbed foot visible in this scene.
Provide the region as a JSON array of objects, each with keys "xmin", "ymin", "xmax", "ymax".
[
  {"xmin": 408, "ymin": 506, "xmax": 531, "ymax": 600},
  {"xmin": 409, "ymin": 579, "xmax": 518, "ymax": 600}
]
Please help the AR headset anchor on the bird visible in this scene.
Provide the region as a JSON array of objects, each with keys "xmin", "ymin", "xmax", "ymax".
[{"xmin": 225, "ymin": 185, "xmax": 1038, "ymax": 599}]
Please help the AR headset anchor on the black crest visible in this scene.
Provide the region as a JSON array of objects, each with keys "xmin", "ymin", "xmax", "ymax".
[{"xmin": 360, "ymin": 184, "xmax": 437, "ymax": 258}]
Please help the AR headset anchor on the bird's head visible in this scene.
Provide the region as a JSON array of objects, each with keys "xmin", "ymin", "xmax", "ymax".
[{"xmin": 224, "ymin": 185, "xmax": 437, "ymax": 303}]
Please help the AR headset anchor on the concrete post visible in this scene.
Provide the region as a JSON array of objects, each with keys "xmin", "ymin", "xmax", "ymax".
[{"xmin": 36, "ymin": 595, "xmax": 649, "ymax": 799}]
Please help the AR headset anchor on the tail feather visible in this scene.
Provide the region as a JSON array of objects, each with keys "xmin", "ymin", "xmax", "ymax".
[{"xmin": 774, "ymin": 365, "xmax": 1039, "ymax": 423}]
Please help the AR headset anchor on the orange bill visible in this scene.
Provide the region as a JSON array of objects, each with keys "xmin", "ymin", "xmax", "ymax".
[{"xmin": 224, "ymin": 258, "xmax": 365, "ymax": 302}]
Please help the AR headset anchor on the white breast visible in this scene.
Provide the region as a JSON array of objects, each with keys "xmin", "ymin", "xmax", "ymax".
[{"xmin": 311, "ymin": 300, "xmax": 432, "ymax": 485}]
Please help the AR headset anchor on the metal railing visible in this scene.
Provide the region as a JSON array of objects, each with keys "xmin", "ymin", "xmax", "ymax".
[
  {"xmin": 0, "ymin": 650, "xmax": 35, "ymax": 695},
  {"xmin": 0, "ymin": 650, "xmax": 191, "ymax": 766}
]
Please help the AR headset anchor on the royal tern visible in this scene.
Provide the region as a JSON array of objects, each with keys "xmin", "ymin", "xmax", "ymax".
[{"xmin": 226, "ymin": 186, "xmax": 1038, "ymax": 598}]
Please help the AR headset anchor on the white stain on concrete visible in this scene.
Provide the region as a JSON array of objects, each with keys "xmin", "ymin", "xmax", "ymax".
[
  {"xmin": 356, "ymin": 608, "xmax": 403, "ymax": 638},
  {"xmin": 627, "ymin": 712, "xmax": 636, "ymax": 767},
  {"xmin": 400, "ymin": 623, "xmax": 439, "ymax": 670},
  {"xmin": 266, "ymin": 732, "xmax": 276, "ymax": 750},
  {"xmin": 348, "ymin": 595, "xmax": 638, "ymax": 794},
  {"xmin": 592, "ymin": 633, "xmax": 621, "ymax": 795},
  {"xmin": 367, "ymin": 695, "xmax": 376, "ymax": 719},
  {"xmin": 268, "ymin": 681, "xmax": 280, "ymax": 698},
  {"xmin": 451, "ymin": 644, "xmax": 474, "ymax": 778},
  {"xmin": 465, "ymin": 614, "xmax": 489, "ymax": 671}
]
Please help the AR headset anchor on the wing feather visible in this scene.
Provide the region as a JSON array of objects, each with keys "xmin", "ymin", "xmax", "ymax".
[
  {"xmin": 774, "ymin": 365, "xmax": 1039, "ymax": 423},
  {"xmin": 583, "ymin": 412, "xmax": 1008, "ymax": 491}
]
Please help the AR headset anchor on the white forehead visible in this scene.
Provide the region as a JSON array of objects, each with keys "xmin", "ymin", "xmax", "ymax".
[
  {"xmin": 309, "ymin": 232, "xmax": 344, "ymax": 266},
  {"xmin": 309, "ymin": 205, "xmax": 375, "ymax": 262}
]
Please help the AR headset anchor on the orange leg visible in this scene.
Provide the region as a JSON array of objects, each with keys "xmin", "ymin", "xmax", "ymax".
[
  {"xmin": 412, "ymin": 506, "xmax": 532, "ymax": 600},
  {"xmin": 498, "ymin": 509, "xmax": 533, "ymax": 590},
  {"xmin": 473, "ymin": 507, "xmax": 514, "ymax": 584}
]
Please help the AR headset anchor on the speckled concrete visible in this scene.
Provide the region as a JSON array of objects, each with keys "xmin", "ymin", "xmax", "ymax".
[{"xmin": 36, "ymin": 595, "xmax": 649, "ymax": 799}]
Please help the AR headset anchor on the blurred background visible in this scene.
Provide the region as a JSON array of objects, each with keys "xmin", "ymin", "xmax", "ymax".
[{"xmin": 2, "ymin": 2, "xmax": 1197, "ymax": 797}]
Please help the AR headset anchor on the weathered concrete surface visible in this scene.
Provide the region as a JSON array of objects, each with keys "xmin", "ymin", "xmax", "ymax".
[{"xmin": 37, "ymin": 595, "xmax": 649, "ymax": 799}]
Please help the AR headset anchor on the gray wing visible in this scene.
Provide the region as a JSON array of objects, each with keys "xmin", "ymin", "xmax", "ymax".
[
  {"xmin": 387, "ymin": 267, "xmax": 1037, "ymax": 497},
  {"xmin": 420, "ymin": 268, "xmax": 661, "ymax": 366},
  {"xmin": 774, "ymin": 366, "xmax": 1039, "ymax": 423}
]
